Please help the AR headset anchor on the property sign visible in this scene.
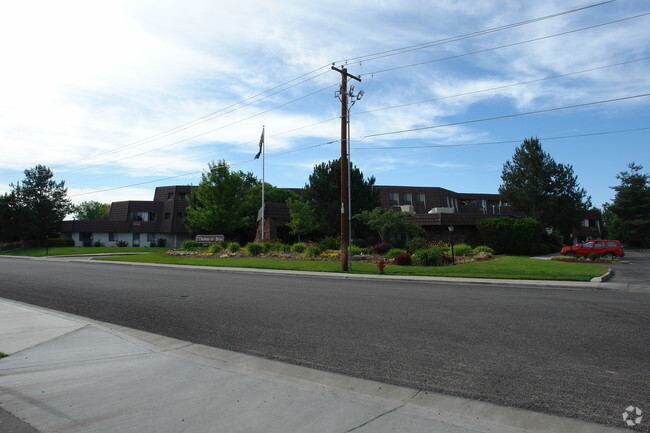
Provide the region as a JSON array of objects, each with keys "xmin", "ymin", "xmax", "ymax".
[{"xmin": 195, "ymin": 234, "xmax": 224, "ymax": 244}]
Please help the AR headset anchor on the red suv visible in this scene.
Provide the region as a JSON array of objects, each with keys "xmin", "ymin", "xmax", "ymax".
[{"xmin": 560, "ymin": 240, "xmax": 624, "ymax": 259}]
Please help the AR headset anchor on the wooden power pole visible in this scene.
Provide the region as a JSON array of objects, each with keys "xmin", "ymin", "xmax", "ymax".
[{"xmin": 332, "ymin": 66, "xmax": 361, "ymax": 271}]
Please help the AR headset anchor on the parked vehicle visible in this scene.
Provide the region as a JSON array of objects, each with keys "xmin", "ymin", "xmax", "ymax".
[{"xmin": 560, "ymin": 240, "xmax": 624, "ymax": 259}]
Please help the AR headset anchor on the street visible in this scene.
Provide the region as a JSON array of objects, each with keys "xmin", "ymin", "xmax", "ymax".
[{"xmin": 0, "ymin": 256, "xmax": 648, "ymax": 428}]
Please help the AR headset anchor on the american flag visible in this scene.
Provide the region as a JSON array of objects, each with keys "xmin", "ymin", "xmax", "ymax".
[{"xmin": 254, "ymin": 127, "xmax": 264, "ymax": 159}]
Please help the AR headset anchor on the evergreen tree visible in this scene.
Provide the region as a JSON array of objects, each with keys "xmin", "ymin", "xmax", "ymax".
[
  {"xmin": 303, "ymin": 159, "xmax": 380, "ymax": 236},
  {"xmin": 5, "ymin": 165, "xmax": 72, "ymax": 240},
  {"xmin": 605, "ymin": 162, "xmax": 650, "ymax": 247},
  {"xmin": 499, "ymin": 138, "xmax": 590, "ymax": 237}
]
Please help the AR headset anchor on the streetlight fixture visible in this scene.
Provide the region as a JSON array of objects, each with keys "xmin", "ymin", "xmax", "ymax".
[{"xmin": 448, "ymin": 225, "xmax": 455, "ymax": 265}]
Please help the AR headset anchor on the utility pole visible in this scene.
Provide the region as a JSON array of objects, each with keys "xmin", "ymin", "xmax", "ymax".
[{"xmin": 332, "ymin": 65, "xmax": 361, "ymax": 271}]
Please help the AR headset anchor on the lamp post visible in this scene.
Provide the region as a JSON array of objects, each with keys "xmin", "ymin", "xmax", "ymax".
[{"xmin": 448, "ymin": 225, "xmax": 455, "ymax": 265}]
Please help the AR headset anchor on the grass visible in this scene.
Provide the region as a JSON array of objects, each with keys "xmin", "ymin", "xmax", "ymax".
[
  {"xmin": 0, "ymin": 246, "xmax": 168, "ymax": 257},
  {"xmin": 94, "ymin": 254, "xmax": 606, "ymax": 282}
]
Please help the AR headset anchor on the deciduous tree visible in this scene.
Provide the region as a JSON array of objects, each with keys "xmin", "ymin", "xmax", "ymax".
[
  {"xmin": 354, "ymin": 207, "xmax": 423, "ymax": 247},
  {"xmin": 185, "ymin": 160, "xmax": 258, "ymax": 239},
  {"xmin": 73, "ymin": 201, "xmax": 110, "ymax": 220},
  {"xmin": 286, "ymin": 198, "xmax": 318, "ymax": 241}
]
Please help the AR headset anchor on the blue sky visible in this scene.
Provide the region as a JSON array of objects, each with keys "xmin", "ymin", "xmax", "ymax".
[{"xmin": 0, "ymin": 0, "xmax": 648, "ymax": 209}]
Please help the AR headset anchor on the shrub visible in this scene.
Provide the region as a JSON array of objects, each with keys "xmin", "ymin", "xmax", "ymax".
[
  {"xmin": 452, "ymin": 243, "xmax": 472, "ymax": 256},
  {"xmin": 588, "ymin": 252, "xmax": 600, "ymax": 261},
  {"xmin": 349, "ymin": 245, "xmax": 365, "ymax": 256},
  {"xmin": 385, "ymin": 248, "xmax": 406, "ymax": 258},
  {"xmin": 372, "ymin": 243, "xmax": 391, "ymax": 255},
  {"xmin": 406, "ymin": 237, "xmax": 427, "ymax": 253},
  {"xmin": 227, "ymin": 242, "xmax": 240, "ymax": 253},
  {"xmin": 319, "ymin": 236, "xmax": 340, "ymax": 250},
  {"xmin": 116, "ymin": 240, "xmax": 129, "ymax": 247},
  {"xmin": 208, "ymin": 243, "xmax": 224, "ymax": 253},
  {"xmin": 476, "ymin": 217, "xmax": 542, "ymax": 255},
  {"xmin": 471, "ymin": 245, "xmax": 494, "ymax": 255},
  {"xmin": 47, "ymin": 238, "xmax": 75, "ymax": 247},
  {"xmin": 304, "ymin": 245, "xmax": 322, "ymax": 258},
  {"xmin": 539, "ymin": 242, "xmax": 559, "ymax": 255},
  {"xmin": 94, "ymin": 241, "xmax": 105, "ymax": 247},
  {"xmin": 412, "ymin": 247, "xmax": 443, "ymax": 266},
  {"xmin": 262, "ymin": 242, "xmax": 284, "ymax": 253},
  {"xmin": 291, "ymin": 243, "xmax": 307, "ymax": 253},
  {"xmin": 157, "ymin": 238, "xmax": 167, "ymax": 248},
  {"xmin": 393, "ymin": 252, "xmax": 412, "ymax": 266},
  {"xmin": 82, "ymin": 240, "xmax": 93, "ymax": 247},
  {"xmin": 246, "ymin": 242, "xmax": 264, "ymax": 256},
  {"xmin": 181, "ymin": 239, "xmax": 200, "ymax": 250}
]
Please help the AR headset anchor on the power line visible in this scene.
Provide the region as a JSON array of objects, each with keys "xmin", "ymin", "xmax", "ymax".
[
  {"xmin": 68, "ymin": 93, "xmax": 649, "ymax": 198},
  {"xmin": 361, "ymin": 12, "xmax": 650, "ymax": 77},
  {"xmin": 358, "ymin": 93, "xmax": 650, "ymax": 140},
  {"xmin": 335, "ymin": 0, "xmax": 616, "ymax": 65},
  {"xmin": 24, "ymin": 1, "xmax": 620, "ymax": 175},
  {"xmin": 64, "ymin": 56, "xmax": 650, "ymax": 185},
  {"xmin": 353, "ymin": 57, "xmax": 650, "ymax": 117},
  {"xmin": 351, "ymin": 127, "xmax": 650, "ymax": 150}
]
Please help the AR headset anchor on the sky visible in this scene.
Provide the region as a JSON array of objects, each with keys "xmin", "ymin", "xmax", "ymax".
[{"xmin": 1, "ymin": 0, "xmax": 648, "ymax": 210}]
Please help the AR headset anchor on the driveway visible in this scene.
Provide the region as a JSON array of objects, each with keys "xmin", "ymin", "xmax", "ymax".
[{"xmin": 607, "ymin": 250, "xmax": 650, "ymax": 288}]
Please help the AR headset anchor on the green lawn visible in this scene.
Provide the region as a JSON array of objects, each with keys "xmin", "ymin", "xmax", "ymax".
[
  {"xmin": 0, "ymin": 247, "xmax": 167, "ymax": 257},
  {"xmin": 94, "ymin": 254, "xmax": 606, "ymax": 281}
]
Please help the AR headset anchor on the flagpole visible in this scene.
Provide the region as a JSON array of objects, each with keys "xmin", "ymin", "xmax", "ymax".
[{"xmin": 261, "ymin": 126, "xmax": 265, "ymax": 241}]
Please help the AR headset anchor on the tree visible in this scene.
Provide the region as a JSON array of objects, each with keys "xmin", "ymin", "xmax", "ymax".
[
  {"xmin": 185, "ymin": 160, "xmax": 258, "ymax": 240},
  {"xmin": 0, "ymin": 192, "xmax": 33, "ymax": 242},
  {"xmin": 302, "ymin": 159, "xmax": 380, "ymax": 236},
  {"xmin": 604, "ymin": 162, "xmax": 650, "ymax": 247},
  {"xmin": 237, "ymin": 183, "xmax": 300, "ymax": 241},
  {"xmin": 73, "ymin": 201, "xmax": 110, "ymax": 220},
  {"xmin": 499, "ymin": 138, "xmax": 590, "ymax": 237},
  {"xmin": 286, "ymin": 198, "xmax": 318, "ymax": 241},
  {"xmin": 4, "ymin": 165, "xmax": 72, "ymax": 241},
  {"xmin": 354, "ymin": 207, "xmax": 424, "ymax": 247}
]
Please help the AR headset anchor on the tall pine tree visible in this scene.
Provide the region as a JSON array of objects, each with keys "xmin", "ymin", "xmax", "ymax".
[{"xmin": 499, "ymin": 138, "xmax": 590, "ymax": 237}]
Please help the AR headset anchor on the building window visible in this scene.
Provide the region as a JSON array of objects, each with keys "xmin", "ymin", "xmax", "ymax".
[
  {"xmin": 388, "ymin": 192, "xmax": 398, "ymax": 201},
  {"xmin": 132, "ymin": 233, "xmax": 140, "ymax": 247},
  {"xmin": 179, "ymin": 193, "xmax": 188, "ymax": 200},
  {"xmin": 416, "ymin": 193, "xmax": 425, "ymax": 202},
  {"xmin": 167, "ymin": 192, "xmax": 173, "ymax": 200},
  {"xmin": 403, "ymin": 193, "xmax": 412, "ymax": 202},
  {"xmin": 177, "ymin": 212, "xmax": 184, "ymax": 218},
  {"xmin": 147, "ymin": 233, "xmax": 157, "ymax": 243},
  {"xmin": 129, "ymin": 212, "xmax": 145, "ymax": 221},
  {"xmin": 164, "ymin": 212, "xmax": 171, "ymax": 220},
  {"xmin": 79, "ymin": 232, "xmax": 92, "ymax": 241},
  {"xmin": 148, "ymin": 212, "xmax": 156, "ymax": 221},
  {"xmin": 109, "ymin": 232, "xmax": 116, "ymax": 242}
]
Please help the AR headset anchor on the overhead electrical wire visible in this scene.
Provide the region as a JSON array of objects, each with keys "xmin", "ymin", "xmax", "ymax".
[
  {"xmin": 63, "ymin": 55, "xmax": 650, "ymax": 184},
  {"xmin": 351, "ymin": 127, "xmax": 650, "ymax": 150},
  {"xmin": 357, "ymin": 93, "xmax": 650, "ymax": 140},
  {"xmin": 20, "ymin": 0, "xmax": 617, "ymax": 176},
  {"xmin": 60, "ymin": 18, "xmax": 649, "ymax": 177},
  {"xmin": 360, "ymin": 12, "xmax": 650, "ymax": 77},
  {"xmin": 69, "ymin": 93, "xmax": 650, "ymax": 197},
  {"xmin": 334, "ymin": 0, "xmax": 616, "ymax": 65}
]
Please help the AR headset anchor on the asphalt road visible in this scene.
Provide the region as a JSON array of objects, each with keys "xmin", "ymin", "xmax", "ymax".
[{"xmin": 0, "ymin": 257, "xmax": 648, "ymax": 429}]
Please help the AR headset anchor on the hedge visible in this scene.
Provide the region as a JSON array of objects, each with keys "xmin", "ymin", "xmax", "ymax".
[{"xmin": 476, "ymin": 217, "xmax": 542, "ymax": 255}]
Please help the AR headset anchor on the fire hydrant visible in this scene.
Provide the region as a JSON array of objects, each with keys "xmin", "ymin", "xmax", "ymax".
[{"xmin": 377, "ymin": 258, "xmax": 386, "ymax": 274}]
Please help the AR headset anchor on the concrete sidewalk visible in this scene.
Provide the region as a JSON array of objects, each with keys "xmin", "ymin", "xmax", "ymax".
[{"xmin": 0, "ymin": 298, "xmax": 630, "ymax": 433}]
